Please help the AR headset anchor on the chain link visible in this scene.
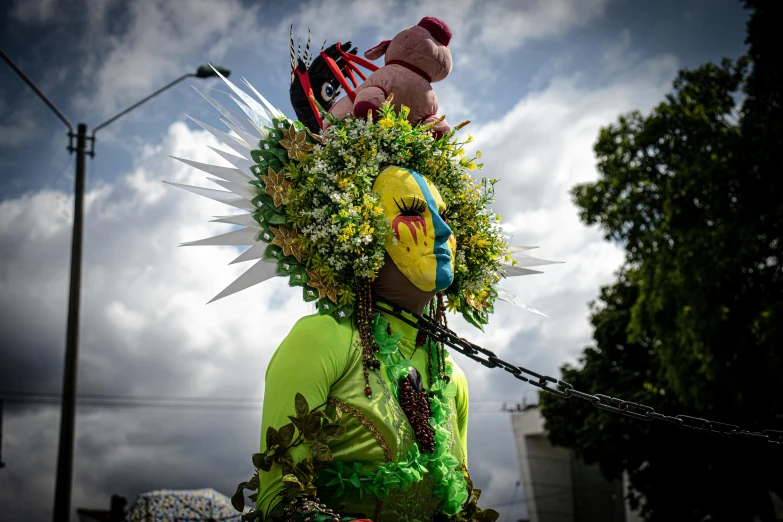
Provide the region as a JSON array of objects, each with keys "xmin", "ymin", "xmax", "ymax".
[{"xmin": 374, "ymin": 300, "xmax": 781, "ymax": 446}]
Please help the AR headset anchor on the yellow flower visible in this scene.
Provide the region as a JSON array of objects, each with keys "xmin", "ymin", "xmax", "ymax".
[
  {"xmin": 475, "ymin": 150, "xmax": 483, "ymax": 159},
  {"xmin": 466, "ymin": 134, "xmax": 474, "ymax": 144},
  {"xmin": 378, "ymin": 117, "xmax": 395, "ymax": 130}
]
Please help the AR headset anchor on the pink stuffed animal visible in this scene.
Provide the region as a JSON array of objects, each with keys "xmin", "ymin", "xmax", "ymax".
[{"xmin": 327, "ymin": 16, "xmax": 452, "ymax": 138}]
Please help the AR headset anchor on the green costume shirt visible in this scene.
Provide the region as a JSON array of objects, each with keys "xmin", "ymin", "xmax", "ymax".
[{"xmin": 256, "ymin": 308, "xmax": 469, "ymax": 521}]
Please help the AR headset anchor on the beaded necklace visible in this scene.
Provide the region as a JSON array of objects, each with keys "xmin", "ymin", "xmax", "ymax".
[
  {"xmin": 361, "ymin": 312, "xmax": 468, "ymax": 515},
  {"xmin": 383, "ymin": 297, "xmax": 450, "ymax": 455}
]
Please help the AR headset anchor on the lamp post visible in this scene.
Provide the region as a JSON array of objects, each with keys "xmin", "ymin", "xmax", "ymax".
[{"xmin": 0, "ymin": 48, "xmax": 230, "ymax": 522}]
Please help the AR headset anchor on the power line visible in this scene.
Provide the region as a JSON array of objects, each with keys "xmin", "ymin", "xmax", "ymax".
[
  {"xmin": 0, "ymin": 390, "xmax": 260, "ymax": 403},
  {"xmin": 0, "ymin": 391, "xmax": 262, "ymax": 411},
  {"xmin": 0, "ymin": 390, "xmax": 530, "ymax": 412}
]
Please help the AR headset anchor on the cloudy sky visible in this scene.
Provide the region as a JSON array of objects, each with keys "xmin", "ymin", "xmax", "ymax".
[{"xmin": 0, "ymin": 0, "xmax": 749, "ymax": 520}]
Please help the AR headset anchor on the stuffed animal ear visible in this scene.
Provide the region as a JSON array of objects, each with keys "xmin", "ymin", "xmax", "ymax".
[{"xmin": 364, "ymin": 39, "xmax": 391, "ymax": 60}]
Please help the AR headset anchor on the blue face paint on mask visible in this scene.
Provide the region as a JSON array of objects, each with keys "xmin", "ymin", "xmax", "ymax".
[
  {"xmin": 405, "ymin": 168, "xmax": 454, "ymax": 292},
  {"xmin": 374, "ymin": 166, "xmax": 456, "ymax": 293}
]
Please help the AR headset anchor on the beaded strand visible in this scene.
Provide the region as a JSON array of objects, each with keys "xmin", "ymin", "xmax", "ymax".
[{"xmin": 356, "ymin": 277, "xmax": 380, "ymax": 397}]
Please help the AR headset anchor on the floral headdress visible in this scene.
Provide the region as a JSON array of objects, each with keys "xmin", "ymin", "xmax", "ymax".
[{"xmin": 169, "ymin": 66, "xmax": 558, "ymax": 329}]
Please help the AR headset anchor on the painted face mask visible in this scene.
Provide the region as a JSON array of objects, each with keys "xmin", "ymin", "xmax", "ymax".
[{"xmin": 373, "ymin": 166, "xmax": 457, "ymax": 292}]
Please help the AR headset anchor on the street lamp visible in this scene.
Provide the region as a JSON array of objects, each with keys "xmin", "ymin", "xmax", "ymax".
[{"xmin": 0, "ymin": 48, "xmax": 230, "ymax": 522}]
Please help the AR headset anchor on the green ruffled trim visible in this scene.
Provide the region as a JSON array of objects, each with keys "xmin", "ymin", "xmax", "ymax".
[{"xmin": 319, "ymin": 314, "xmax": 469, "ymax": 516}]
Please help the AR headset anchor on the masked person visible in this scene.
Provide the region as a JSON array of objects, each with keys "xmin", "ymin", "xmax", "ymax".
[
  {"xmin": 254, "ymin": 165, "xmax": 469, "ymax": 521},
  {"xmin": 172, "ymin": 38, "xmax": 552, "ymax": 522}
]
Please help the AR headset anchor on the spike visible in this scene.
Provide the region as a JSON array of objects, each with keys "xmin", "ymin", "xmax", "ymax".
[
  {"xmin": 180, "ymin": 227, "xmax": 258, "ymax": 247},
  {"xmin": 229, "ymin": 242, "xmax": 266, "ymax": 264},
  {"xmin": 508, "ymin": 245, "xmax": 538, "ymax": 253},
  {"xmin": 186, "ymin": 115, "xmax": 253, "ymax": 158},
  {"xmin": 206, "ymin": 177, "xmax": 258, "ymax": 201},
  {"xmin": 208, "ymin": 64, "xmax": 274, "ymax": 127},
  {"xmin": 207, "ymin": 258, "xmax": 278, "ymax": 303},
  {"xmin": 321, "ymin": 39, "xmax": 327, "ymax": 51},
  {"xmin": 210, "ymin": 214, "xmax": 261, "ymax": 228},
  {"xmin": 303, "ymin": 27, "xmax": 311, "ymax": 66},
  {"xmin": 500, "ymin": 264, "xmax": 543, "ymax": 277},
  {"xmin": 495, "ymin": 287, "xmax": 549, "ymax": 318},
  {"xmin": 229, "ymin": 95, "xmax": 270, "ymax": 137},
  {"xmin": 170, "ymin": 156, "xmax": 250, "ymax": 184},
  {"xmin": 220, "ymin": 118, "xmax": 261, "ymax": 150},
  {"xmin": 290, "ymin": 25, "xmax": 297, "ymax": 83},
  {"xmin": 207, "ymin": 146, "xmax": 255, "ymax": 178},
  {"xmin": 164, "ymin": 181, "xmax": 255, "ymax": 211},
  {"xmin": 242, "ymin": 79, "xmax": 286, "ymax": 120},
  {"xmin": 507, "ymin": 255, "xmax": 563, "ymax": 268},
  {"xmin": 193, "ymin": 86, "xmax": 261, "ymax": 138}
]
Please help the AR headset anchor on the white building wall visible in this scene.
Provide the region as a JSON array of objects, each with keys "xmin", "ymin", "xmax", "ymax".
[{"xmin": 511, "ymin": 406, "xmax": 632, "ymax": 522}]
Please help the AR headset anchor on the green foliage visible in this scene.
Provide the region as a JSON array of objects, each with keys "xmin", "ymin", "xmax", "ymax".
[
  {"xmin": 232, "ymin": 393, "xmax": 346, "ymax": 521},
  {"xmin": 543, "ymin": 3, "xmax": 783, "ymax": 520},
  {"xmin": 450, "ymin": 473, "xmax": 500, "ymax": 522}
]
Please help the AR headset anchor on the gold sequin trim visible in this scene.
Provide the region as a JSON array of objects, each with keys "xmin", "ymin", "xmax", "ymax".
[
  {"xmin": 374, "ymin": 500, "xmax": 383, "ymax": 522},
  {"xmin": 327, "ymin": 396, "xmax": 393, "ymax": 462}
]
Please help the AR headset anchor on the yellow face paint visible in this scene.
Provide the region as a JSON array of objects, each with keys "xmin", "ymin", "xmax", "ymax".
[{"xmin": 373, "ymin": 166, "xmax": 457, "ymax": 292}]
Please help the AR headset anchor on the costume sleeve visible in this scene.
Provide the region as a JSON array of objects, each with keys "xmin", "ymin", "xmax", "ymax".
[
  {"xmin": 255, "ymin": 314, "xmax": 354, "ymax": 519},
  {"xmin": 452, "ymin": 363, "xmax": 469, "ymax": 468}
]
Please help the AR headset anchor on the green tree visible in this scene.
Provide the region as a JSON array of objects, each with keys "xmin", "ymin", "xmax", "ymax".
[{"xmin": 540, "ymin": 1, "xmax": 783, "ymax": 520}]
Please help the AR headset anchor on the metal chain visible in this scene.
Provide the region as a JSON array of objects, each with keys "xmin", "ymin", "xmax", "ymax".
[{"xmin": 374, "ymin": 300, "xmax": 783, "ymax": 446}]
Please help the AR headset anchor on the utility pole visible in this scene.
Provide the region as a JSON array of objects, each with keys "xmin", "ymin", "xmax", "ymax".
[
  {"xmin": 0, "ymin": 400, "xmax": 6, "ymax": 469},
  {"xmin": 52, "ymin": 121, "xmax": 90, "ymax": 521},
  {"xmin": 0, "ymin": 48, "xmax": 229, "ymax": 522}
]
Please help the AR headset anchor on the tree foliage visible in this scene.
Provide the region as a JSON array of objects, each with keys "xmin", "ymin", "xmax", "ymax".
[{"xmin": 540, "ymin": 1, "xmax": 783, "ymax": 520}]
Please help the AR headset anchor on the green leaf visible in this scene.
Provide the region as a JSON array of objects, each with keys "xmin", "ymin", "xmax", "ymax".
[
  {"xmin": 231, "ymin": 482, "xmax": 248, "ymax": 512},
  {"xmin": 282, "ymin": 473, "xmax": 304, "ymax": 489},
  {"xmin": 259, "ymin": 204, "xmax": 289, "ymax": 224},
  {"xmin": 310, "ymin": 442, "xmax": 333, "ymax": 461},
  {"xmin": 311, "ymin": 409, "xmax": 329, "ymax": 420},
  {"xmin": 263, "ymin": 243, "xmax": 282, "ymax": 260},
  {"xmin": 287, "ymin": 415, "xmax": 304, "ymax": 432},
  {"xmin": 260, "ymin": 455, "xmax": 273, "ymax": 472},
  {"xmin": 325, "ymin": 403, "xmax": 342, "ymax": 423},
  {"xmin": 317, "ymin": 423, "xmax": 347, "ymax": 443},
  {"xmin": 265, "ymin": 426, "xmax": 280, "ymax": 450},
  {"xmin": 302, "ymin": 413, "xmax": 322, "ymax": 440},
  {"xmin": 274, "ymin": 450, "xmax": 294, "ymax": 470},
  {"xmin": 476, "ymin": 508, "xmax": 500, "ymax": 521},
  {"xmin": 294, "ymin": 392, "xmax": 309, "ymax": 418},
  {"xmin": 296, "ymin": 458, "xmax": 315, "ymax": 477},
  {"xmin": 251, "ymin": 452, "xmax": 265, "ymax": 469},
  {"xmin": 278, "ymin": 423, "xmax": 295, "ymax": 447},
  {"xmin": 247, "ymin": 471, "xmax": 259, "ymax": 490}
]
